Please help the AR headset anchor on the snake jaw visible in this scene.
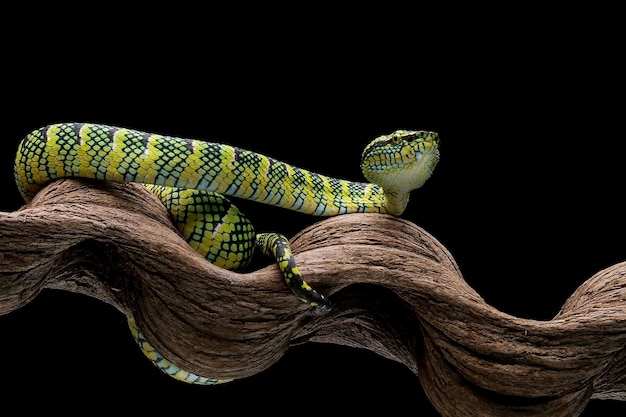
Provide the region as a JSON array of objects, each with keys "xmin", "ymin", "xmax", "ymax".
[{"xmin": 360, "ymin": 130, "xmax": 440, "ymax": 194}]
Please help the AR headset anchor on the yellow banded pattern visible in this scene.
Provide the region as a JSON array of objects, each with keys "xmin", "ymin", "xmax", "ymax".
[
  {"xmin": 256, "ymin": 232, "xmax": 329, "ymax": 313},
  {"xmin": 17, "ymin": 123, "xmax": 389, "ymax": 215}
]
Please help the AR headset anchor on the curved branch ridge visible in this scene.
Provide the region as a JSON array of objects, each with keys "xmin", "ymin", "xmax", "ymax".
[{"xmin": 1, "ymin": 179, "xmax": 624, "ymax": 416}]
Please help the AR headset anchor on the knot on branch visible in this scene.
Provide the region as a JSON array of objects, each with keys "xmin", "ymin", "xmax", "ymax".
[{"xmin": 0, "ymin": 178, "xmax": 624, "ymax": 416}]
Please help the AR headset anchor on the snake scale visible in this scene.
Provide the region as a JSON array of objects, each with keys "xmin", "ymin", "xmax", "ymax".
[{"xmin": 14, "ymin": 122, "xmax": 440, "ymax": 384}]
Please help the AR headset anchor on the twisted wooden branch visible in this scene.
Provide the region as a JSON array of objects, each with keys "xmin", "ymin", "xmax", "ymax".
[{"xmin": 1, "ymin": 179, "xmax": 624, "ymax": 416}]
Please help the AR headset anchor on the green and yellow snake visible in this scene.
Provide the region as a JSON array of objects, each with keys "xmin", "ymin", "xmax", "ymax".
[{"xmin": 14, "ymin": 122, "xmax": 440, "ymax": 384}]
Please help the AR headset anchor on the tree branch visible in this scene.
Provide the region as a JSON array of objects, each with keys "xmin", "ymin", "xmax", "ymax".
[{"xmin": 1, "ymin": 179, "xmax": 624, "ymax": 416}]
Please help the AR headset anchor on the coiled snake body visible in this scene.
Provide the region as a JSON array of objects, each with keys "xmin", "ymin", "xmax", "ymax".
[{"xmin": 14, "ymin": 123, "xmax": 440, "ymax": 384}]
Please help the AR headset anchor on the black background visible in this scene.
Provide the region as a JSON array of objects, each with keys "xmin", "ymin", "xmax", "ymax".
[{"xmin": 1, "ymin": 3, "xmax": 624, "ymax": 415}]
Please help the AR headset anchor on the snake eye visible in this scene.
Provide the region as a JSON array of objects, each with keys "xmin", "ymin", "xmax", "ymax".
[
  {"xmin": 393, "ymin": 131, "xmax": 418, "ymax": 144},
  {"xmin": 391, "ymin": 131, "xmax": 408, "ymax": 144}
]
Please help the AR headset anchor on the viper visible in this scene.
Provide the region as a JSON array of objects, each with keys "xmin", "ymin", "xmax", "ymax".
[{"xmin": 14, "ymin": 122, "xmax": 440, "ymax": 384}]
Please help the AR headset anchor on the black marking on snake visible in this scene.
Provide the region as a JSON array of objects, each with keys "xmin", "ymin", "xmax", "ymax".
[
  {"xmin": 364, "ymin": 138, "xmax": 393, "ymax": 151},
  {"xmin": 265, "ymin": 158, "xmax": 289, "ymax": 198},
  {"xmin": 266, "ymin": 158, "xmax": 286, "ymax": 184},
  {"xmin": 308, "ymin": 172, "xmax": 326, "ymax": 192},
  {"xmin": 180, "ymin": 136, "xmax": 195, "ymax": 154},
  {"xmin": 232, "ymin": 148, "xmax": 264, "ymax": 178},
  {"xmin": 291, "ymin": 169, "xmax": 309, "ymax": 192},
  {"xmin": 69, "ymin": 123, "xmax": 84, "ymax": 142}
]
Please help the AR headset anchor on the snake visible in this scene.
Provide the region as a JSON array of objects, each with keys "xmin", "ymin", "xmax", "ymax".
[{"xmin": 13, "ymin": 122, "xmax": 440, "ymax": 384}]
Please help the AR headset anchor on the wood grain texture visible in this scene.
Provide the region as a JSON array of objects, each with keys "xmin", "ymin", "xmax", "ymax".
[{"xmin": 1, "ymin": 179, "xmax": 624, "ymax": 416}]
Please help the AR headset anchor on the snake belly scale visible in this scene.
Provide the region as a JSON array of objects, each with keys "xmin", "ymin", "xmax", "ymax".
[{"xmin": 14, "ymin": 122, "xmax": 440, "ymax": 384}]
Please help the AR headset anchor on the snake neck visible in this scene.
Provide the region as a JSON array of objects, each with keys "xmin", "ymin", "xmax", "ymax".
[
  {"xmin": 382, "ymin": 191, "xmax": 410, "ymax": 217},
  {"xmin": 15, "ymin": 123, "xmax": 403, "ymax": 216}
]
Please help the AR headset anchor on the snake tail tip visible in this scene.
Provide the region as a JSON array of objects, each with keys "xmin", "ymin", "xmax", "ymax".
[{"xmin": 307, "ymin": 301, "xmax": 332, "ymax": 316}]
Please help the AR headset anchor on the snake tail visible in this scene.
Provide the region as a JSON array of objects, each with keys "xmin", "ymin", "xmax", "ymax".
[
  {"xmin": 256, "ymin": 232, "xmax": 331, "ymax": 315},
  {"xmin": 127, "ymin": 316, "xmax": 231, "ymax": 385}
]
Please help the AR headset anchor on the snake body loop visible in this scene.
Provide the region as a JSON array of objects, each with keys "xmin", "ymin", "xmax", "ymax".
[{"xmin": 14, "ymin": 122, "xmax": 439, "ymax": 384}]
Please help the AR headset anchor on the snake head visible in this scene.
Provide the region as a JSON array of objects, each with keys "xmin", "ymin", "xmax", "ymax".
[{"xmin": 360, "ymin": 130, "xmax": 440, "ymax": 193}]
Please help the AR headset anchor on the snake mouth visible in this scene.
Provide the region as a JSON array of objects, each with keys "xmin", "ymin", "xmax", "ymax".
[{"xmin": 402, "ymin": 140, "xmax": 440, "ymax": 191}]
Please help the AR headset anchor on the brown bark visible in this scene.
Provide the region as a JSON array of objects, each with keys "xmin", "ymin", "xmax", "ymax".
[{"xmin": 0, "ymin": 178, "xmax": 624, "ymax": 416}]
